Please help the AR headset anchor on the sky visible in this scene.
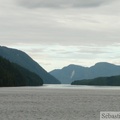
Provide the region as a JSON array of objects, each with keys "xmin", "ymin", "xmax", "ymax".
[{"xmin": 0, "ymin": 0, "xmax": 120, "ymax": 72}]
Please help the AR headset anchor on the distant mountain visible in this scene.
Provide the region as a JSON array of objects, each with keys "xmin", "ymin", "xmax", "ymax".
[
  {"xmin": 50, "ymin": 63, "xmax": 120, "ymax": 84},
  {"xmin": 71, "ymin": 75, "xmax": 120, "ymax": 86},
  {"xmin": 0, "ymin": 46, "xmax": 60, "ymax": 84},
  {"xmin": 0, "ymin": 56, "xmax": 43, "ymax": 86}
]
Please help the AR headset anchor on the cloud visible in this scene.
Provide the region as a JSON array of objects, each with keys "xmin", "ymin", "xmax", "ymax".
[
  {"xmin": 17, "ymin": 0, "xmax": 112, "ymax": 9},
  {"xmin": 1, "ymin": 0, "xmax": 120, "ymax": 71}
]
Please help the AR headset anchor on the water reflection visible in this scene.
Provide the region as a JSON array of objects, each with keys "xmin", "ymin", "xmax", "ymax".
[{"xmin": 41, "ymin": 84, "xmax": 120, "ymax": 90}]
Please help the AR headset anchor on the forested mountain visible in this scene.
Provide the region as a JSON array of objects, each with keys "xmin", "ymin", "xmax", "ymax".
[
  {"xmin": 50, "ymin": 63, "xmax": 120, "ymax": 84},
  {"xmin": 0, "ymin": 56, "xmax": 43, "ymax": 87},
  {"xmin": 71, "ymin": 75, "xmax": 120, "ymax": 86},
  {"xmin": 0, "ymin": 46, "xmax": 60, "ymax": 84}
]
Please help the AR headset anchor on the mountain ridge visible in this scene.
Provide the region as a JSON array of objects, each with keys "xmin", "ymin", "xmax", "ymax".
[
  {"xmin": 50, "ymin": 62, "xmax": 120, "ymax": 84},
  {"xmin": 0, "ymin": 46, "xmax": 60, "ymax": 84}
]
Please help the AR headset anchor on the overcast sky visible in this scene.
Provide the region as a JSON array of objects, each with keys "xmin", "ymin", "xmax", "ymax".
[{"xmin": 0, "ymin": 0, "xmax": 120, "ymax": 71}]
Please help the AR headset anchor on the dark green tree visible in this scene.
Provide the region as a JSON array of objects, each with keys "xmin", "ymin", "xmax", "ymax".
[{"xmin": 0, "ymin": 56, "xmax": 43, "ymax": 87}]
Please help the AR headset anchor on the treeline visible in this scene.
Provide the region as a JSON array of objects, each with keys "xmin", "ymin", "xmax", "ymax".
[
  {"xmin": 0, "ymin": 56, "xmax": 43, "ymax": 87},
  {"xmin": 71, "ymin": 75, "xmax": 120, "ymax": 86}
]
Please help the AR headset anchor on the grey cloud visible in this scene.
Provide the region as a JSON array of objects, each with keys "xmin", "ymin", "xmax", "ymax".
[
  {"xmin": 77, "ymin": 48, "xmax": 111, "ymax": 55},
  {"xmin": 17, "ymin": 0, "xmax": 111, "ymax": 9},
  {"xmin": 28, "ymin": 48, "xmax": 45, "ymax": 54}
]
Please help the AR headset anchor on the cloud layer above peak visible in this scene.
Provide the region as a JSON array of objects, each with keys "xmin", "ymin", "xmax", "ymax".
[{"xmin": 17, "ymin": 0, "xmax": 112, "ymax": 9}]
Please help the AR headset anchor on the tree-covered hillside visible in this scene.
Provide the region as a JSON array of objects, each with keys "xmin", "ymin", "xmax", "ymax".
[
  {"xmin": 71, "ymin": 75, "xmax": 120, "ymax": 86},
  {"xmin": 0, "ymin": 56, "xmax": 43, "ymax": 87},
  {"xmin": 0, "ymin": 46, "xmax": 60, "ymax": 84}
]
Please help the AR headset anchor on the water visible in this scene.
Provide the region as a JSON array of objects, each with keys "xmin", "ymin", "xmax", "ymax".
[
  {"xmin": 1, "ymin": 84, "xmax": 120, "ymax": 91},
  {"xmin": 0, "ymin": 84, "xmax": 120, "ymax": 120},
  {"xmin": 40, "ymin": 84, "xmax": 120, "ymax": 90}
]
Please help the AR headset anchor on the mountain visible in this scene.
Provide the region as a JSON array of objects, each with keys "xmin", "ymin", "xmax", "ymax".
[
  {"xmin": 71, "ymin": 75, "xmax": 120, "ymax": 86},
  {"xmin": 0, "ymin": 56, "xmax": 43, "ymax": 86},
  {"xmin": 50, "ymin": 63, "xmax": 120, "ymax": 84},
  {"xmin": 0, "ymin": 46, "xmax": 60, "ymax": 84}
]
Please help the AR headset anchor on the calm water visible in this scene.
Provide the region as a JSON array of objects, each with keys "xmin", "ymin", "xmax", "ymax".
[
  {"xmin": 40, "ymin": 84, "xmax": 120, "ymax": 90},
  {"xmin": 1, "ymin": 84, "xmax": 120, "ymax": 91}
]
